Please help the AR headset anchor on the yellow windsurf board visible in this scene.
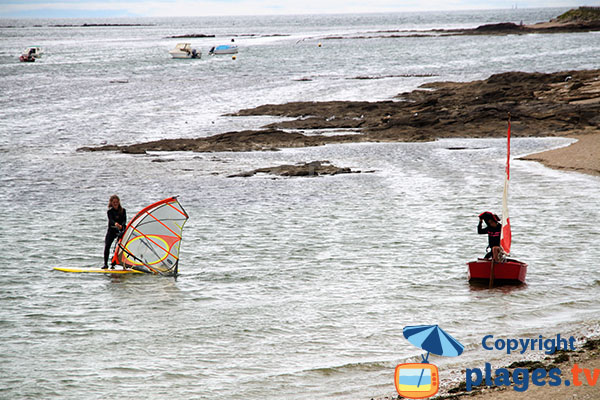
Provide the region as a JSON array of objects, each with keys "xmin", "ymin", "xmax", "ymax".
[{"xmin": 53, "ymin": 267, "xmax": 145, "ymax": 274}]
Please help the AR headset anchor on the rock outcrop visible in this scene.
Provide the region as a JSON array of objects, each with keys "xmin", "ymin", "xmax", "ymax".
[
  {"xmin": 227, "ymin": 161, "xmax": 357, "ymax": 177},
  {"xmin": 80, "ymin": 69, "xmax": 600, "ymax": 154}
]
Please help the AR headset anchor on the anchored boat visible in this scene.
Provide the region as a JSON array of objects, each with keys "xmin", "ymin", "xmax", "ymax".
[
  {"xmin": 19, "ymin": 46, "xmax": 43, "ymax": 62},
  {"xmin": 208, "ymin": 44, "xmax": 238, "ymax": 55},
  {"xmin": 169, "ymin": 43, "xmax": 201, "ymax": 59}
]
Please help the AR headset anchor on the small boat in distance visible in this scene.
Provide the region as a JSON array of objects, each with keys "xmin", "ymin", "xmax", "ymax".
[
  {"xmin": 20, "ymin": 46, "xmax": 43, "ymax": 62},
  {"xmin": 209, "ymin": 44, "xmax": 239, "ymax": 55},
  {"xmin": 169, "ymin": 43, "xmax": 201, "ymax": 59}
]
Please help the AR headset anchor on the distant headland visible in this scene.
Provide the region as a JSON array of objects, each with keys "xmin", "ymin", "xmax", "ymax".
[
  {"xmin": 459, "ymin": 6, "xmax": 600, "ymax": 35},
  {"xmin": 319, "ymin": 6, "xmax": 600, "ymax": 40}
]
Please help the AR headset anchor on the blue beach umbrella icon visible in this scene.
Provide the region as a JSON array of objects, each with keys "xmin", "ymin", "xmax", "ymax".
[{"xmin": 403, "ymin": 325, "xmax": 464, "ymax": 387}]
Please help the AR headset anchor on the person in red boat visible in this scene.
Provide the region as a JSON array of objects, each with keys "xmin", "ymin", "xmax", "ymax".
[
  {"xmin": 103, "ymin": 194, "xmax": 127, "ymax": 269},
  {"xmin": 477, "ymin": 211, "xmax": 502, "ymax": 262}
]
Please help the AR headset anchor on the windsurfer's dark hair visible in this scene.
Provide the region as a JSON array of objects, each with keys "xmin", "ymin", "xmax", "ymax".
[
  {"xmin": 481, "ymin": 211, "xmax": 500, "ymax": 223},
  {"xmin": 108, "ymin": 194, "xmax": 124, "ymax": 214}
]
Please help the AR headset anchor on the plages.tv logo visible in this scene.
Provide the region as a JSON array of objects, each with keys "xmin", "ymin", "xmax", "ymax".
[{"xmin": 395, "ymin": 325, "xmax": 464, "ymax": 399}]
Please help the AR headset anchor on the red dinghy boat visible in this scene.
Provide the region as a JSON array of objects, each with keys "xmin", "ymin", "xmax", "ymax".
[
  {"xmin": 468, "ymin": 114, "xmax": 527, "ymax": 287},
  {"xmin": 467, "ymin": 258, "xmax": 527, "ymax": 285}
]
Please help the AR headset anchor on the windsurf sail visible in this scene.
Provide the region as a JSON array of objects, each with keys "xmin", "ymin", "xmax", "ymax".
[
  {"xmin": 111, "ymin": 197, "xmax": 189, "ymax": 276},
  {"xmin": 500, "ymin": 116, "xmax": 511, "ymax": 255}
]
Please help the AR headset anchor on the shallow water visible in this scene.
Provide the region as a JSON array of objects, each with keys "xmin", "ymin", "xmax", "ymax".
[{"xmin": 1, "ymin": 9, "xmax": 599, "ymax": 400}]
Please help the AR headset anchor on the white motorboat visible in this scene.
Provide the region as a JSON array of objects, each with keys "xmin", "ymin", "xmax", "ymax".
[{"xmin": 169, "ymin": 43, "xmax": 201, "ymax": 59}]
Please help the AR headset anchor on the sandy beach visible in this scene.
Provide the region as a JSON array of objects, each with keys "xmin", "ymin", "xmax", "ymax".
[{"xmin": 520, "ymin": 133, "xmax": 600, "ymax": 176}]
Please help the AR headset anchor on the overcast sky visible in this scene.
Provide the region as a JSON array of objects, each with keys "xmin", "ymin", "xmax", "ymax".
[{"xmin": 0, "ymin": 0, "xmax": 593, "ymax": 18}]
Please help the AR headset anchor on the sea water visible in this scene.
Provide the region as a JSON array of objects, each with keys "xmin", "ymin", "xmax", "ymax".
[{"xmin": 0, "ymin": 8, "xmax": 599, "ymax": 400}]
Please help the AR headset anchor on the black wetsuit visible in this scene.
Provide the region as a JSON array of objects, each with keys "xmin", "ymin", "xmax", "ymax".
[
  {"xmin": 104, "ymin": 207, "xmax": 127, "ymax": 267},
  {"xmin": 478, "ymin": 221, "xmax": 502, "ymax": 258}
]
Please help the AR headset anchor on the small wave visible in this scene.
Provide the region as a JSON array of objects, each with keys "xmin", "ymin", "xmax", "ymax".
[
  {"xmin": 159, "ymin": 371, "xmax": 197, "ymax": 380},
  {"xmin": 302, "ymin": 360, "xmax": 395, "ymax": 376},
  {"xmin": 107, "ymin": 366, "xmax": 146, "ymax": 373}
]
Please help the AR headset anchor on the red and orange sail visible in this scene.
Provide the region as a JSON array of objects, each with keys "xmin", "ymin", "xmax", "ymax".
[
  {"xmin": 500, "ymin": 118, "xmax": 511, "ymax": 255},
  {"xmin": 111, "ymin": 197, "xmax": 189, "ymax": 275}
]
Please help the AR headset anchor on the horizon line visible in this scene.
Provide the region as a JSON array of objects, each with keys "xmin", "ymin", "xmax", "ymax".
[{"xmin": 0, "ymin": 5, "xmax": 572, "ymax": 20}]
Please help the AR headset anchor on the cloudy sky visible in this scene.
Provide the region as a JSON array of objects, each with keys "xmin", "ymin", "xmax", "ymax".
[{"xmin": 0, "ymin": 0, "xmax": 592, "ymax": 18}]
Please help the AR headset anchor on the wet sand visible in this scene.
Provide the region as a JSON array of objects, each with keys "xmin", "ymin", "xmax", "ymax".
[{"xmin": 520, "ymin": 133, "xmax": 600, "ymax": 176}]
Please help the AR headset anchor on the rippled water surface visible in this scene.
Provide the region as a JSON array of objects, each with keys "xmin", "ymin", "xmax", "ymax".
[{"xmin": 1, "ymin": 9, "xmax": 599, "ymax": 400}]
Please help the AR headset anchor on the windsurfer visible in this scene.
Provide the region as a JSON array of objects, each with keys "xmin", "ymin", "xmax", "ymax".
[
  {"xmin": 477, "ymin": 212, "xmax": 502, "ymax": 262},
  {"xmin": 103, "ymin": 194, "xmax": 127, "ymax": 269}
]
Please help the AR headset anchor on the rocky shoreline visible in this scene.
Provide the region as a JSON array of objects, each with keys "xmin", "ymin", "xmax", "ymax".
[{"xmin": 81, "ymin": 69, "xmax": 600, "ymax": 158}]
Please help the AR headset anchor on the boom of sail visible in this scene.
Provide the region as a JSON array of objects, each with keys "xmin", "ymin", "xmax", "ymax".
[{"xmin": 111, "ymin": 197, "xmax": 189, "ymax": 276}]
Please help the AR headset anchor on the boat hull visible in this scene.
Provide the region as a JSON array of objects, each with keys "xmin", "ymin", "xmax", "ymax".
[
  {"xmin": 168, "ymin": 44, "xmax": 201, "ymax": 59},
  {"xmin": 467, "ymin": 258, "xmax": 527, "ymax": 284},
  {"xmin": 213, "ymin": 48, "xmax": 238, "ymax": 54},
  {"xmin": 169, "ymin": 52, "xmax": 200, "ymax": 59},
  {"xmin": 210, "ymin": 45, "xmax": 239, "ymax": 55}
]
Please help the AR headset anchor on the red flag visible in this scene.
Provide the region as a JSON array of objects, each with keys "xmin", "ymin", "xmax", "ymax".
[{"xmin": 500, "ymin": 118, "xmax": 511, "ymax": 254}]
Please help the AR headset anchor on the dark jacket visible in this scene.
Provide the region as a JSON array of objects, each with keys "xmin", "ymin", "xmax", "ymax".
[
  {"xmin": 478, "ymin": 221, "xmax": 502, "ymax": 248},
  {"xmin": 107, "ymin": 207, "xmax": 127, "ymax": 232}
]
